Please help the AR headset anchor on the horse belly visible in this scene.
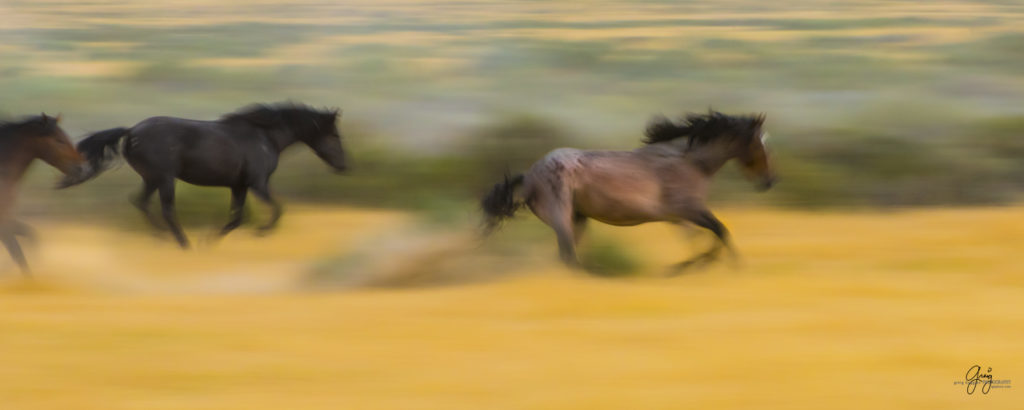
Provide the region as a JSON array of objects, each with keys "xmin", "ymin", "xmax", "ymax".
[
  {"xmin": 573, "ymin": 178, "xmax": 663, "ymax": 226},
  {"xmin": 177, "ymin": 156, "xmax": 244, "ymax": 186},
  {"xmin": 174, "ymin": 139, "xmax": 245, "ymax": 186}
]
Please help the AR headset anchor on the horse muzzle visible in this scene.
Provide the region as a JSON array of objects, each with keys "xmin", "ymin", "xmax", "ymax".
[{"xmin": 330, "ymin": 162, "xmax": 349, "ymax": 174}]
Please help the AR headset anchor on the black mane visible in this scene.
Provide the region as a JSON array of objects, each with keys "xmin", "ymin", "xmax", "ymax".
[
  {"xmin": 643, "ymin": 111, "xmax": 764, "ymax": 147},
  {"xmin": 220, "ymin": 102, "xmax": 337, "ymax": 136},
  {"xmin": 0, "ymin": 114, "xmax": 58, "ymax": 140}
]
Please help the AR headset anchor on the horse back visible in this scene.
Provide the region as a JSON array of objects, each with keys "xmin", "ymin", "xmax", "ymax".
[
  {"xmin": 126, "ymin": 116, "xmax": 256, "ymax": 186},
  {"xmin": 528, "ymin": 148, "xmax": 663, "ymax": 192}
]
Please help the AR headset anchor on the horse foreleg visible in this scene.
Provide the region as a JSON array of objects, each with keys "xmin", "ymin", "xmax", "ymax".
[
  {"xmin": 157, "ymin": 180, "xmax": 189, "ymax": 249},
  {"xmin": 1, "ymin": 229, "xmax": 30, "ymax": 276},
  {"xmin": 250, "ymin": 184, "xmax": 282, "ymax": 233},
  {"xmin": 219, "ymin": 185, "xmax": 248, "ymax": 236},
  {"xmin": 670, "ymin": 210, "xmax": 736, "ymax": 274}
]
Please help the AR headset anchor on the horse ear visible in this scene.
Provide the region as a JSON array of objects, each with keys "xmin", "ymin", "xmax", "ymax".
[
  {"xmin": 55, "ymin": 113, "xmax": 63, "ymax": 123},
  {"xmin": 755, "ymin": 113, "xmax": 766, "ymax": 125},
  {"xmin": 335, "ymin": 109, "xmax": 342, "ymax": 119}
]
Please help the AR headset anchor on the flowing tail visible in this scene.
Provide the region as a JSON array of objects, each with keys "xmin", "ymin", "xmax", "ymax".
[
  {"xmin": 58, "ymin": 127, "xmax": 129, "ymax": 188},
  {"xmin": 480, "ymin": 173, "xmax": 525, "ymax": 236}
]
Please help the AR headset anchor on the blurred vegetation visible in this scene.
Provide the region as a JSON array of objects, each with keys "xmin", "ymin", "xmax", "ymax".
[
  {"xmin": 4, "ymin": 0, "xmax": 1024, "ymax": 224},
  {"xmin": 579, "ymin": 236, "xmax": 643, "ymax": 277}
]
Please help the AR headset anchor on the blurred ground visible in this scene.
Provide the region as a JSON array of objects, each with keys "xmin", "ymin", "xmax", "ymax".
[{"xmin": 1, "ymin": 205, "xmax": 1021, "ymax": 409}]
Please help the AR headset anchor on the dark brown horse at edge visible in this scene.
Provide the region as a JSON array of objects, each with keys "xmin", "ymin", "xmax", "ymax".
[
  {"xmin": 481, "ymin": 111, "xmax": 776, "ymax": 273},
  {"xmin": 59, "ymin": 103, "xmax": 348, "ymax": 249},
  {"xmin": 1, "ymin": 114, "xmax": 88, "ymax": 275}
]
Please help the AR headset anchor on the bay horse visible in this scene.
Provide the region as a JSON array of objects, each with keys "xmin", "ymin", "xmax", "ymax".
[
  {"xmin": 1, "ymin": 114, "xmax": 88, "ymax": 275},
  {"xmin": 481, "ymin": 111, "xmax": 775, "ymax": 272},
  {"xmin": 59, "ymin": 103, "xmax": 348, "ymax": 249}
]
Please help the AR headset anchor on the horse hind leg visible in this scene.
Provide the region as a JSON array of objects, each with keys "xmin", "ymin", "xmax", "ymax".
[
  {"xmin": 157, "ymin": 179, "xmax": 190, "ymax": 249},
  {"xmin": 528, "ymin": 190, "xmax": 581, "ymax": 268},
  {"xmin": 132, "ymin": 179, "xmax": 165, "ymax": 231},
  {"xmin": 551, "ymin": 218, "xmax": 581, "ymax": 268}
]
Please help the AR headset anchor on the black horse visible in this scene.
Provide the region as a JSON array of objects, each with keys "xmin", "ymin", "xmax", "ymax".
[{"xmin": 60, "ymin": 103, "xmax": 348, "ymax": 248}]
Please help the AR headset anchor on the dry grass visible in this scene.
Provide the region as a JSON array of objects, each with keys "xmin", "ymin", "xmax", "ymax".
[{"xmin": 1, "ymin": 205, "xmax": 1021, "ymax": 409}]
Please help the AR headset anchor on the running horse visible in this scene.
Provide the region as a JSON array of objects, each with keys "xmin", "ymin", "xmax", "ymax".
[
  {"xmin": 59, "ymin": 103, "xmax": 348, "ymax": 249},
  {"xmin": 0, "ymin": 114, "xmax": 88, "ymax": 275},
  {"xmin": 481, "ymin": 111, "xmax": 776, "ymax": 272}
]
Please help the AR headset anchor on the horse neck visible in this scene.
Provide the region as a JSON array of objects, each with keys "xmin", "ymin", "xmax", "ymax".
[
  {"xmin": 684, "ymin": 142, "xmax": 737, "ymax": 176},
  {"xmin": 0, "ymin": 139, "xmax": 36, "ymax": 183},
  {"xmin": 263, "ymin": 129, "xmax": 301, "ymax": 153}
]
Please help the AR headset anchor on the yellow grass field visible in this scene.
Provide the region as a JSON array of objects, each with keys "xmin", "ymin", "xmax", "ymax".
[{"xmin": 1, "ymin": 206, "xmax": 1021, "ymax": 409}]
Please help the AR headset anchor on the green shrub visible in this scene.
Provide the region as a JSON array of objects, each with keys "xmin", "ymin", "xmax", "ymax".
[{"xmin": 580, "ymin": 237, "xmax": 642, "ymax": 277}]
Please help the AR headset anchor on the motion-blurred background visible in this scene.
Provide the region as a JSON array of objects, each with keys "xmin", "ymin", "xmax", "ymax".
[
  {"xmin": 6, "ymin": 0, "xmax": 1024, "ymax": 213},
  {"xmin": 1, "ymin": 1, "xmax": 1022, "ymax": 409}
]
